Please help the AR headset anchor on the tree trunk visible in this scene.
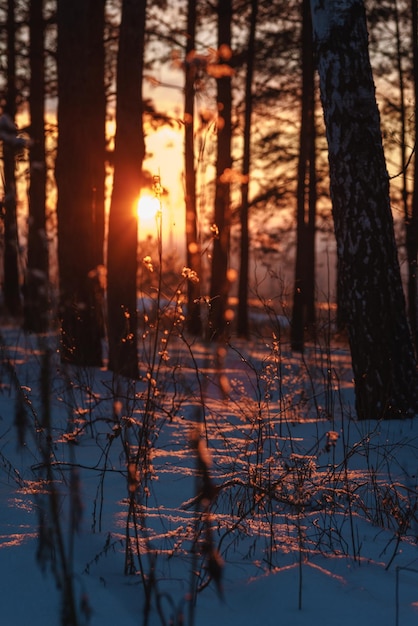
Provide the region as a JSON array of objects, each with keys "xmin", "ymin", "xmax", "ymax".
[
  {"xmin": 291, "ymin": 0, "xmax": 316, "ymax": 351},
  {"xmin": 311, "ymin": 0, "xmax": 418, "ymax": 419},
  {"xmin": 3, "ymin": 0, "xmax": 21, "ymax": 318},
  {"xmin": 86, "ymin": 0, "xmax": 106, "ymax": 271},
  {"xmin": 410, "ymin": 0, "xmax": 418, "ymax": 353},
  {"xmin": 209, "ymin": 0, "xmax": 233, "ymax": 340},
  {"xmin": 85, "ymin": 0, "xmax": 106, "ymax": 344},
  {"xmin": 24, "ymin": 0, "xmax": 49, "ymax": 333},
  {"xmin": 107, "ymin": 0, "xmax": 146, "ymax": 378},
  {"xmin": 184, "ymin": 0, "xmax": 202, "ymax": 336},
  {"xmin": 237, "ymin": 0, "xmax": 258, "ymax": 339},
  {"xmin": 392, "ymin": 0, "xmax": 418, "ymax": 355},
  {"xmin": 56, "ymin": 0, "xmax": 105, "ymax": 366}
]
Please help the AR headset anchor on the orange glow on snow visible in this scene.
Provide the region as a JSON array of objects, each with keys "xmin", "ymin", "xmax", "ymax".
[{"xmin": 0, "ymin": 532, "xmax": 37, "ymax": 548}]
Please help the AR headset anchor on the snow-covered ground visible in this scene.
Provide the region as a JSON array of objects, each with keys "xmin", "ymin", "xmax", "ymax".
[{"xmin": 1, "ymin": 323, "xmax": 418, "ymax": 626}]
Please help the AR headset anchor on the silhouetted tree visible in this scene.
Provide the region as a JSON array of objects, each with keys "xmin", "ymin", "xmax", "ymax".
[
  {"xmin": 209, "ymin": 0, "xmax": 233, "ymax": 339},
  {"xmin": 407, "ymin": 0, "xmax": 418, "ymax": 352},
  {"xmin": 107, "ymin": 0, "xmax": 147, "ymax": 378},
  {"xmin": 56, "ymin": 0, "xmax": 105, "ymax": 365},
  {"xmin": 237, "ymin": 0, "xmax": 258, "ymax": 339},
  {"xmin": 184, "ymin": 0, "xmax": 202, "ymax": 336},
  {"xmin": 291, "ymin": 0, "xmax": 317, "ymax": 351},
  {"xmin": 24, "ymin": 0, "xmax": 49, "ymax": 333},
  {"xmin": 2, "ymin": 0, "xmax": 21, "ymax": 317},
  {"xmin": 86, "ymin": 0, "xmax": 106, "ymax": 272}
]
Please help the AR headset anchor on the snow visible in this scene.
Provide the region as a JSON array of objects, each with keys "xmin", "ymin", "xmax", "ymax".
[{"xmin": 1, "ymin": 322, "xmax": 418, "ymax": 626}]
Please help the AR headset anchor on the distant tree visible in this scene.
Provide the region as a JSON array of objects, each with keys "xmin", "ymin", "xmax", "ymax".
[
  {"xmin": 24, "ymin": 0, "xmax": 49, "ymax": 333},
  {"xmin": 107, "ymin": 0, "xmax": 147, "ymax": 378},
  {"xmin": 2, "ymin": 0, "xmax": 21, "ymax": 317},
  {"xmin": 237, "ymin": 0, "xmax": 258, "ymax": 339},
  {"xmin": 311, "ymin": 0, "xmax": 418, "ymax": 419},
  {"xmin": 184, "ymin": 0, "xmax": 202, "ymax": 336},
  {"xmin": 384, "ymin": 0, "xmax": 418, "ymax": 355},
  {"xmin": 55, "ymin": 0, "xmax": 105, "ymax": 365},
  {"xmin": 84, "ymin": 0, "xmax": 106, "ymax": 346},
  {"xmin": 86, "ymin": 0, "xmax": 106, "ymax": 273},
  {"xmin": 242, "ymin": 0, "xmax": 313, "ymax": 243},
  {"xmin": 412, "ymin": 0, "xmax": 418, "ymax": 351},
  {"xmin": 291, "ymin": 0, "xmax": 317, "ymax": 351},
  {"xmin": 209, "ymin": 0, "xmax": 233, "ymax": 339}
]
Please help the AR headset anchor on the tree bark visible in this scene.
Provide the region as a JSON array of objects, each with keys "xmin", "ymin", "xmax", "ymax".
[
  {"xmin": 86, "ymin": 0, "xmax": 106, "ymax": 271},
  {"xmin": 237, "ymin": 0, "xmax": 258, "ymax": 339},
  {"xmin": 392, "ymin": 0, "xmax": 418, "ymax": 356},
  {"xmin": 107, "ymin": 0, "xmax": 146, "ymax": 378},
  {"xmin": 24, "ymin": 0, "xmax": 49, "ymax": 333},
  {"xmin": 410, "ymin": 0, "xmax": 418, "ymax": 353},
  {"xmin": 56, "ymin": 0, "xmax": 105, "ymax": 365},
  {"xmin": 184, "ymin": 0, "xmax": 202, "ymax": 336},
  {"xmin": 311, "ymin": 0, "xmax": 418, "ymax": 419},
  {"xmin": 291, "ymin": 0, "xmax": 317, "ymax": 351},
  {"xmin": 3, "ymin": 0, "xmax": 21, "ymax": 317},
  {"xmin": 209, "ymin": 0, "xmax": 233, "ymax": 340}
]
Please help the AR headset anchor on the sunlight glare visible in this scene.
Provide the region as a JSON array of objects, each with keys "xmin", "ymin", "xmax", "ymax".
[{"xmin": 137, "ymin": 193, "xmax": 160, "ymax": 221}]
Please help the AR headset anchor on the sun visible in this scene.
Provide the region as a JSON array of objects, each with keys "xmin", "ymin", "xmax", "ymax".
[{"xmin": 137, "ymin": 193, "xmax": 160, "ymax": 221}]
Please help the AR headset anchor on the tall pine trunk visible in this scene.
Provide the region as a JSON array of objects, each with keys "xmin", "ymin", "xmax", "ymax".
[
  {"xmin": 3, "ymin": 0, "xmax": 21, "ymax": 317},
  {"xmin": 410, "ymin": 0, "xmax": 418, "ymax": 353},
  {"xmin": 311, "ymin": 0, "xmax": 418, "ymax": 419},
  {"xmin": 393, "ymin": 0, "xmax": 418, "ymax": 355},
  {"xmin": 184, "ymin": 0, "xmax": 202, "ymax": 335},
  {"xmin": 291, "ymin": 0, "xmax": 316, "ymax": 351},
  {"xmin": 56, "ymin": 0, "xmax": 105, "ymax": 365},
  {"xmin": 237, "ymin": 0, "xmax": 258, "ymax": 339},
  {"xmin": 24, "ymin": 0, "xmax": 49, "ymax": 333},
  {"xmin": 107, "ymin": 0, "xmax": 146, "ymax": 378},
  {"xmin": 86, "ymin": 0, "xmax": 106, "ymax": 271},
  {"xmin": 209, "ymin": 0, "xmax": 233, "ymax": 340}
]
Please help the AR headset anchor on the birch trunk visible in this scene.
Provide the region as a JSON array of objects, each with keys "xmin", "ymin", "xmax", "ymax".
[{"xmin": 310, "ymin": 0, "xmax": 418, "ymax": 419}]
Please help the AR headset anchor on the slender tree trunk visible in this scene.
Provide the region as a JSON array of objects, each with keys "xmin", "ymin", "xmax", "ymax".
[
  {"xmin": 3, "ymin": 0, "xmax": 21, "ymax": 317},
  {"xmin": 56, "ymin": 0, "xmax": 104, "ymax": 366},
  {"xmin": 85, "ymin": 0, "xmax": 106, "ymax": 342},
  {"xmin": 86, "ymin": 0, "xmax": 106, "ymax": 271},
  {"xmin": 306, "ymin": 116, "xmax": 317, "ymax": 324},
  {"xmin": 107, "ymin": 0, "xmax": 146, "ymax": 378},
  {"xmin": 24, "ymin": 0, "xmax": 49, "ymax": 333},
  {"xmin": 237, "ymin": 0, "xmax": 258, "ymax": 339},
  {"xmin": 410, "ymin": 0, "xmax": 418, "ymax": 353},
  {"xmin": 184, "ymin": 0, "xmax": 202, "ymax": 335},
  {"xmin": 291, "ymin": 0, "xmax": 316, "ymax": 351},
  {"xmin": 311, "ymin": 0, "xmax": 418, "ymax": 419},
  {"xmin": 209, "ymin": 0, "xmax": 233, "ymax": 340},
  {"xmin": 393, "ymin": 0, "xmax": 417, "ymax": 354}
]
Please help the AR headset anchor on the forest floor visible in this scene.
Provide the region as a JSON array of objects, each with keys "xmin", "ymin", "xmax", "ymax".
[{"xmin": 1, "ymin": 314, "xmax": 418, "ymax": 626}]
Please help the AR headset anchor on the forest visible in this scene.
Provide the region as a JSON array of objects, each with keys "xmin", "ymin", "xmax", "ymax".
[{"xmin": 1, "ymin": 1, "xmax": 418, "ymax": 625}]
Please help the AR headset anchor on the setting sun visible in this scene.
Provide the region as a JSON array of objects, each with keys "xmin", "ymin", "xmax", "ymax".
[{"xmin": 137, "ymin": 193, "xmax": 160, "ymax": 221}]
